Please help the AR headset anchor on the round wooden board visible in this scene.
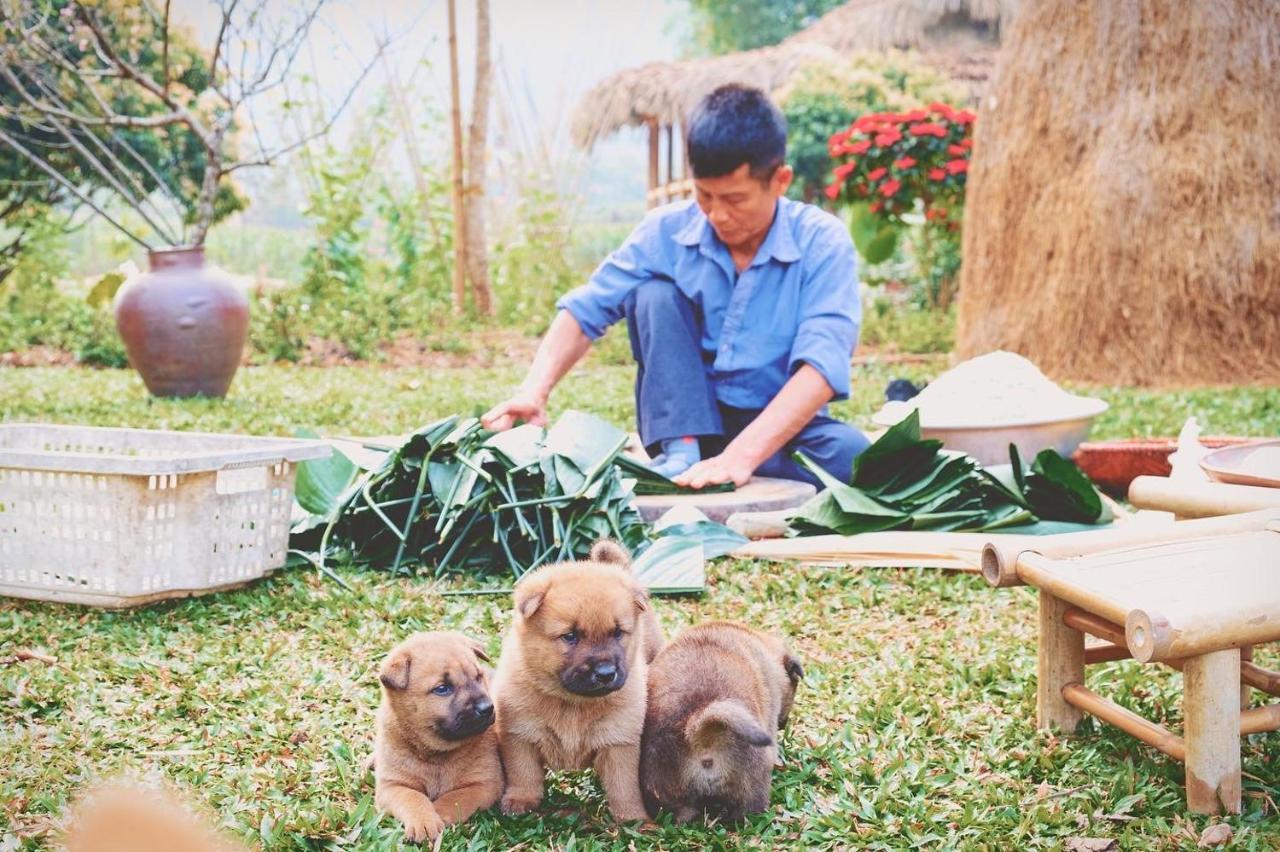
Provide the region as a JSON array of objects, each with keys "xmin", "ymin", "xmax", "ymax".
[{"xmin": 633, "ymin": 476, "xmax": 816, "ymax": 524}]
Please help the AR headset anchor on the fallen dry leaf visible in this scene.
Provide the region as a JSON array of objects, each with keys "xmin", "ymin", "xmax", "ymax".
[
  {"xmin": 1065, "ymin": 839, "xmax": 1118, "ymax": 852},
  {"xmin": 1198, "ymin": 823, "xmax": 1233, "ymax": 848}
]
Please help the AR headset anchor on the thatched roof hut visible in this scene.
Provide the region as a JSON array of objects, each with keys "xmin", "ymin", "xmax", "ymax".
[
  {"xmin": 955, "ymin": 0, "xmax": 1280, "ymax": 385},
  {"xmin": 571, "ymin": 0, "xmax": 1013, "ymax": 151}
]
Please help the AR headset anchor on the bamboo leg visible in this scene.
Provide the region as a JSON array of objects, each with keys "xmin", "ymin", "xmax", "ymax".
[
  {"xmin": 1183, "ymin": 649, "xmax": 1242, "ymax": 815},
  {"xmin": 1038, "ymin": 591, "xmax": 1085, "ymax": 732},
  {"xmin": 1240, "ymin": 646, "xmax": 1253, "ymax": 708}
]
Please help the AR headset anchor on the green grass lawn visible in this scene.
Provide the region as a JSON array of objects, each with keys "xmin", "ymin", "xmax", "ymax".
[{"xmin": 2, "ymin": 362, "xmax": 1279, "ymax": 850}]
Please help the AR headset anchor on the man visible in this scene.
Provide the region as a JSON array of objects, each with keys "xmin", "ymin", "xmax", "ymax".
[{"xmin": 482, "ymin": 84, "xmax": 868, "ymax": 489}]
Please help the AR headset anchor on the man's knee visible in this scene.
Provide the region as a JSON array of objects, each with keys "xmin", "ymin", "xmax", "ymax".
[{"xmin": 625, "ymin": 278, "xmax": 685, "ymax": 321}]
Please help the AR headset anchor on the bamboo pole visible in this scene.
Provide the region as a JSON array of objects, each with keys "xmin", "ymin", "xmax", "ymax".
[
  {"xmin": 1063, "ymin": 607, "xmax": 1126, "ymax": 646},
  {"xmin": 1038, "ymin": 591, "xmax": 1085, "ymax": 732},
  {"xmin": 1084, "ymin": 643, "xmax": 1131, "ymax": 664},
  {"xmin": 1016, "ymin": 554, "xmax": 1129, "ymax": 626},
  {"xmin": 1126, "ymin": 603, "xmax": 1280, "ymax": 664},
  {"xmin": 446, "ymin": 0, "xmax": 467, "ymax": 314},
  {"xmin": 982, "ymin": 508, "xmax": 1280, "ymax": 587},
  {"xmin": 1183, "ymin": 649, "xmax": 1241, "ymax": 814},
  {"xmin": 1240, "ymin": 702, "xmax": 1280, "ymax": 735},
  {"xmin": 1241, "ymin": 661, "xmax": 1280, "ymax": 697},
  {"xmin": 646, "ymin": 117, "xmax": 659, "ymax": 208},
  {"xmin": 1129, "ymin": 476, "xmax": 1280, "ymax": 518},
  {"xmin": 1061, "ymin": 682, "xmax": 1186, "ymax": 761}
]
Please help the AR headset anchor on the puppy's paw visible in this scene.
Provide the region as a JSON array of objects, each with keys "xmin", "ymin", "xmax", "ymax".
[
  {"xmin": 401, "ymin": 808, "xmax": 445, "ymax": 843},
  {"xmin": 500, "ymin": 790, "xmax": 542, "ymax": 815},
  {"xmin": 609, "ymin": 804, "xmax": 651, "ymax": 823}
]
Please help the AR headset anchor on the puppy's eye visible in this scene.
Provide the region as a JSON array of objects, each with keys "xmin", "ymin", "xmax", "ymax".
[
  {"xmin": 560, "ymin": 631, "xmax": 578, "ymax": 645},
  {"xmin": 612, "ymin": 626, "xmax": 624, "ymax": 639},
  {"xmin": 431, "ymin": 683, "xmax": 453, "ymax": 696}
]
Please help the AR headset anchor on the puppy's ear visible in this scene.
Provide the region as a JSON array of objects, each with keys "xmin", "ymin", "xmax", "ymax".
[
  {"xmin": 379, "ymin": 647, "xmax": 412, "ymax": 691},
  {"xmin": 469, "ymin": 639, "xmax": 492, "ymax": 663},
  {"xmin": 590, "ymin": 539, "xmax": 631, "ymax": 567},
  {"xmin": 632, "ymin": 584, "xmax": 650, "ymax": 613},
  {"xmin": 783, "ymin": 653, "xmax": 804, "ymax": 684},
  {"xmin": 514, "ymin": 577, "xmax": 545, "ymax": 620}
]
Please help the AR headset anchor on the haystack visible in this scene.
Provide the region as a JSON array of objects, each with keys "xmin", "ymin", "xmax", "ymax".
[{"xmin": 956, "ymin": 1, "xmax": 1280, "ymax": 385}]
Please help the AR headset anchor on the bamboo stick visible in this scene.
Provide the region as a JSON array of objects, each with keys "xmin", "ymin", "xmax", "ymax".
[
  {"xmin": 1063, "ymin": 607, "xmax": 1127, "ymax": 647},
  {"xmin": 1240, "ymin": 703, "xmax": 1280, "ymax": 735},
  {"xmin": 1241, "ymin": 661, "xmax": 1280, "ymax": 697},
  {"xmin": 1014, "ymin": 554, "xmax": 1129, "ymax": 626},
  {"xmin": 1084, "ymin": 643, "xmax": 1131, "ymax": 664},
  {"xmin": 1183, "ymin": 649, "xmax": 1241, "ymax": 814},
  {"xmin": 1129, "ymin": 477, "xmax": 1280, "ymax": 519},
  {"xmin": 982, "ymin": 508, "xmax": 1280, "ymax": 587},
  {"xmin": 1061, "ymin": 682, "xmax": 1186, "ymax": 761}
]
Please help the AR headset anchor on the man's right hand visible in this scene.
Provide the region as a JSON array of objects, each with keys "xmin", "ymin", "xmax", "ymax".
[{"xmin": 481, "ymin": 391, "xmax": 548, "ymax": 432}]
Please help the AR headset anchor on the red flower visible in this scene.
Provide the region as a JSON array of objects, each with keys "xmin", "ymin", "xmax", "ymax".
[
  {"xmin": 953, "ymin": 110, "xmax": 976, "ymax": 125},
  {"xmin": 879, "ymin": 179, "xmax": 901, "ymax": 197},
  {"xmin": 946, "ymin": 159, "xmax": 969, "ymax": 175},
  {"xmin": 847, "ymin": 139, "xmax": 872, "ymax": 155},
  {"xmin": 926, "ymin": 207, "xmax": 949, "ymax": 221},
  {"xmin": 824, "ymin": 182, "xmax": 841, "ymax": 201},
  {"xmin": 928, "ymin": 168, "xmax": 946, "ymax": 180},
  {"xmin": 909, "ymin": 122, "xmax": 948, "ymax": 138},
  {"xmin": 960, "ymin": 138, "xmax": 974, "ymax": 149},
  {"xmin": 894, "ymin": 156, "xmax": 917, "ymax": 169},
  {"xmin": 947, "ymin": 144, "xmax": 967, "ymax": 156},
  {"xmin": 929, "ymin": 102, "xmax": 957, "ymax": 119},
  {"xmin": 869, "ymin": 201, "xmax": 884, "ymax": 213},
  {"xmin": 874, "ymin": 129, "xmax": 902, "ymax": 147},
  {"xmin": 903, "ymin": 109, "xmax": 928, "ymax": 122},
  {"xmin": 832, "ymin": 162, "xmax": 856, "ymax": 181},
  {"xmin": 866, "ymin": 167, "xmax": 887, "ymax": 181}
]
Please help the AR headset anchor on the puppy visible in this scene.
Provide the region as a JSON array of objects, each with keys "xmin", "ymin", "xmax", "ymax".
[
  {"xmin": 63, "ymin": 781, "xmax": 245, "ymax": 852},
  {"xmin": 639, "ymin": 621, "xmax": 803, "ymax": 823},
  {"xmin": 374, "ymin": 631, "xmax": 503, "ymax": 843},
  {"xmin": 493, "ymin": 540, "xmax": 662, "ymax": 821}
]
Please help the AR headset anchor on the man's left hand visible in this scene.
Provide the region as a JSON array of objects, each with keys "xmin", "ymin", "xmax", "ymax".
[{"xmin": 671, "ymin": 452, "xmax": 755, "ymax": 490}]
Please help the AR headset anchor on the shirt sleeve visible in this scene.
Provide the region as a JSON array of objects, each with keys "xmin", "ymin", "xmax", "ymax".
[
  {"xmin": 556, "ymin": 213, "xmax": 665, "ymax": 340},
  {"xmin": 787, "ymin": 225, "xmax": 861, "ymax": 401}
]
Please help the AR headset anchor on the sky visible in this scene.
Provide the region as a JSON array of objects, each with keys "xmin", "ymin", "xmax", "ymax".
[{"xmin": 174, "ymin": 0, "xmax": 688, "ymax": 222}]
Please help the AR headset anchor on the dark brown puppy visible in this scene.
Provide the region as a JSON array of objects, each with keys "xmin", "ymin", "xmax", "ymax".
[
  {"xmin": 640, "ymin": 621, "xmax": 803, "ymax": 823},
  {"xmin": 493, "ymin": 540, "xmax": 663, "ymax": 821},
  {"xmin": 374, "ymin": 631, "xmax": 503, "ymax": 843}
]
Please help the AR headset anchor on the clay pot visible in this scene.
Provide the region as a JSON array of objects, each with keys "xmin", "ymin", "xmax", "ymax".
[{"xmin": 114, "ymin": 246, "xmax": 249, "ymax": 398}]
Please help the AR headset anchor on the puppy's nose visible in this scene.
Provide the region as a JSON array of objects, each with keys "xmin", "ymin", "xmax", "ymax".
[
  {"xmin": 590, "ymin": 661, "xmax": 618, "ymax": 685},
  {"xmin": 472, "ymin": 698, "xmax": 494, "ymax": 719}
]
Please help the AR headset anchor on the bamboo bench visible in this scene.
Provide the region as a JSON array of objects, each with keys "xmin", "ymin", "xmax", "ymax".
[{"xmin": 983, "ymin": 510, "xmax": 1280, "ymax": 814}]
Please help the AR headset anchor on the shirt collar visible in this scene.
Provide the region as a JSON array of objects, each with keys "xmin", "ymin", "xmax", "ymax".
[{"xmin": 673, "ymin": 198, "xmax": 801, "ymax": 265}]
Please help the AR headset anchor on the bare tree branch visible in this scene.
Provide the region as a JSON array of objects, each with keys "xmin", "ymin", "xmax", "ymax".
[{"xmin": 0, "ymin": 128, "xmax": 153, "ymax": 250}]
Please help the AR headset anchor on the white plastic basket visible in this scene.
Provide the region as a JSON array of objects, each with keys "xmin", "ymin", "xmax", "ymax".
[{"xmin": 0, "ymin": 424, "xmax": 331, "ymax": 608}]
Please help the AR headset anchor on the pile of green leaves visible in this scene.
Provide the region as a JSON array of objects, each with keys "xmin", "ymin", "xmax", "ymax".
[
  {"xmin": 789, "ymin": 410, "xmax": 1111, "ymax": 536},
  {"xmin": 291, "ymin": 411, "xmax": 736, "ymax": 582}
]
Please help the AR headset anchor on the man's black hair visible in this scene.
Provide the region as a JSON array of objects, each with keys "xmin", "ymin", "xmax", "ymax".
[{"xmin": 686, "ymin": 84, "xmax": 787, "ymax": 182}]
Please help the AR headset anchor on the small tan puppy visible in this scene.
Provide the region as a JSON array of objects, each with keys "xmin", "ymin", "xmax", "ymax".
[
  {"xmin": 63, "ymin": 781, "xmax": 245, "ymax": 852},
  {"xmin": 493, "ymin": 540, "xmax": 662, "ymax": 821},
  {"xmin": 639, "ymin": 621, "xmax": 803, "ymax": 823},
  {"xmin": 375, "ymin": 631, "xmax": 503, "ymax": 842}
]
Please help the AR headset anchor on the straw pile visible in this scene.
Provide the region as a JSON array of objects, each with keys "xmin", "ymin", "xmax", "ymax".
[{"xmin": 955, "ymin": 1, "xmax": 1280, "ymax": 385}]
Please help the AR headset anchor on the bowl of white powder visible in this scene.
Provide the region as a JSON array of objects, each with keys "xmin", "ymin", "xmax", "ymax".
[{"xmin": 872, "ymin": 351, "xmax": 1109, "ymax": 466}]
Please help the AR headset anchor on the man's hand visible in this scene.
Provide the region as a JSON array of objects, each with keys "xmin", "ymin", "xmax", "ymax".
[
  {"xmin": 481, "ymin": 390, "xmax": 548, "ymax": 432},
  {"xmin": 671, "ymin": 451, "xmax": 755, "ymax": 490}
]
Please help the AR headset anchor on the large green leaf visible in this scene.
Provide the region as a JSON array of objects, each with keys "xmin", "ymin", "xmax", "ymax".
[
  {"xmin": 1022, "ymin": 448, "xmax": 1108, "ymax": 524},
  {"xmin": 848, "ymin": 202, "xmax": 900, "ymax": 264},
  {"xmin": 293, "ymin": 429, "xmax": 358, "ymax": 517}
]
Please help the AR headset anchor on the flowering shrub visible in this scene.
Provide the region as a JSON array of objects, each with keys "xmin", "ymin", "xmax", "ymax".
[{"xmin": 825, "ymin": 103, "xmax": 974, "ymax": 227}]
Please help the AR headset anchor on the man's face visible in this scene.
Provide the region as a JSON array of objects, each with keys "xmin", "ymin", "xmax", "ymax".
[{"xmin": 694, "ymin": 162, "xmax": 793, "ymax": 253}]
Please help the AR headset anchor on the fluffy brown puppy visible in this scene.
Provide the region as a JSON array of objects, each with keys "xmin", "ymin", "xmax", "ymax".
[
  {"xmin": 639, "ymin": 621, "xmax": 803, "ymax": 823},
  {"xmin": 493, "ymin": 540, "xmax": 662, "ymax": 821},
  {"xmin": 375, "ymin": 631, "xmax": 503, "ymax": 843}
]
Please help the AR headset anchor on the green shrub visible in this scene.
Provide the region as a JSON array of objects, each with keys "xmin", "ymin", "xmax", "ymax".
[{"xmin": 859, "ymin": 291, "xmax": 955, "ymax": 354}]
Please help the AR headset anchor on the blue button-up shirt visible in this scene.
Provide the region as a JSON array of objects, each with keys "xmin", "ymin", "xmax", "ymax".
[{"xmin": 557, "ymin": 197, "xmax": 861, "ymax": 409}]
